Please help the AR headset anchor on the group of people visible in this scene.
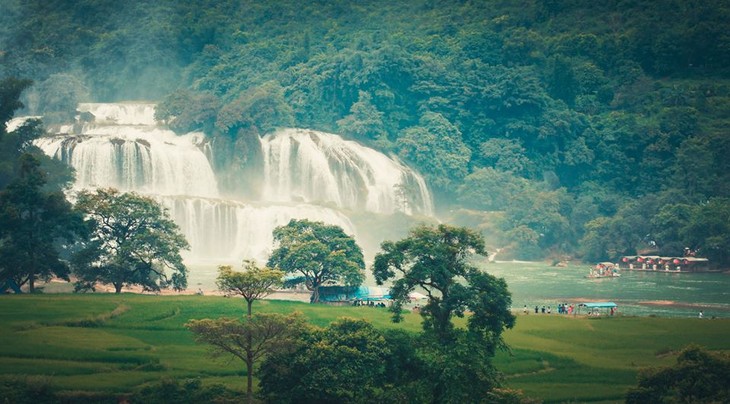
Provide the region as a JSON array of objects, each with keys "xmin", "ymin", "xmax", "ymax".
[
  {"xmin": 523, "ymin": 303, "xmax": 575, "ymax": 315},
  {"xmin": 352, "ymin": 299, "xmax": 387, "ymax": 307}
]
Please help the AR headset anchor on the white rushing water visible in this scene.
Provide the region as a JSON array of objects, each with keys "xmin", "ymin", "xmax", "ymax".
[
  {"xmin": 262, "ymin": 129, "xmax": 433, "ymax": 216},
  {"xmin": 32, "ymin": 102, "xmax": 434, "ymax": 265}
]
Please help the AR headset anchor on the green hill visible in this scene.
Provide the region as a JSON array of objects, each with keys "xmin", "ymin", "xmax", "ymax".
[{"xmin": 3, "ymin": 0, "xmax": 730, "ymax": 263}]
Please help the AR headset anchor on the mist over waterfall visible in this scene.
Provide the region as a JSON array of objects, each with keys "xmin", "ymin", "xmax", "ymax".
[{"xmin": 35, "ymin": 103, "xmax": 434, "ymax": 266}]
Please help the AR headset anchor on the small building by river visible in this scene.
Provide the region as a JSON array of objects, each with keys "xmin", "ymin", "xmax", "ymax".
[{"xmin": 620, "ymin": 256, "xmax": 709, "ymax": 272}]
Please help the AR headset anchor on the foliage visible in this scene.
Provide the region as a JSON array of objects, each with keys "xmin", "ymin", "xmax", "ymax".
[
  {"xmin": 214, "ymin": 81, "xmax": 294, "ymax": 137},
  {"xmin": 129, "ymin": 377, "xmax": 238, "ymax": 404},
  {"xmin": 0, "ymin": 77, "xmax": 81, "ymax": 293},
  {"xmin": 626, "ymin": 345, "xmax": 730, "ymax": 403},
  {"xmin": 4, "ymin": 0, "xmax": 730, "ymax": 262},
  {"xmin": 72, "ymin": 188, "xmax": 189, "ymax": 293},
  {"xmin": 0, "ymin": 376, "xmax": 57, "ymax": 404},
  {"xmin": 186, "ymin": 312, "xmax": 309, "ymax": 403},
  {"xmin": 258, "ymin": 318, "xmax": 426, "ymax": 404},
  {"xmin": 396, "ymin": 112, "xmax": 471, "ymax": 192},
  {"xmin": 373, "ymin": 223, "xmax": 515, "ymax": 346},
  {"xmin": 154, "ymin": 89, "xmax": 220, "ymax": 134},
  {"xmin": 0, "ymin": 154, "xmax": 83, "ymax": 292},
  {"xmin": 216, "ymin": 261, "xmax": 283, "ymax": 316},
  {"xmin": 267, "ymin": 219, "xmax": 365, "ymax": 303}
]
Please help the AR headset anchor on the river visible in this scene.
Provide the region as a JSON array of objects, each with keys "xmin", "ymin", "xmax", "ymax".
[{"xmin": 188, "ymin": 260, "xmax": 730, "ymax": 318}]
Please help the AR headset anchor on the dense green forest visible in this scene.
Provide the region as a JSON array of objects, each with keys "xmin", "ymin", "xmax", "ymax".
[{"xmin": 2, "ymin": 0, "xmax": 730, "ymax": 265}]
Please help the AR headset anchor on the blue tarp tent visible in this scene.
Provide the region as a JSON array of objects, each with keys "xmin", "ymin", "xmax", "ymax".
[
  {"xmin": 318, "ymin": 286, "xmax": 391, "ymax": 302},
  {"xmin": 577, "ymin": 302, "xmax": 618, "ymax": 316}
]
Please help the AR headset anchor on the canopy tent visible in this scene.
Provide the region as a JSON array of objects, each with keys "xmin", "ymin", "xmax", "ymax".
[
  {"xmin": 580, "ymin": 302, "xmax": 617, "ymax": 309},
  {"xmin": 577, "ymin": 301, "xmax": 618, "ymax": 316},
  {"xmin": 318, "ymin": 286, "xmax": 391, "ymax": 302}
]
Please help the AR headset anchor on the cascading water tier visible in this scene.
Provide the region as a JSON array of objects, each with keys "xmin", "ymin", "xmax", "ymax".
[{"xmin": 33, "ymin": 103, "xmax": 434, "ymax": 265}]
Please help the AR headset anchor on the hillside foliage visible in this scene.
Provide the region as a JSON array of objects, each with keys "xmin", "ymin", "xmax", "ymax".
[{"xmin": 3, "ymin": 0, "xmax": 730, "ymax": 263}]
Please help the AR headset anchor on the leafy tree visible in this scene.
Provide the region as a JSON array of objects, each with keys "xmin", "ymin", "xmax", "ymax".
[
  {"xmin": 457, "ymin": 168, "xmax": 532, "ymax": 211},
  {"xmin": 186, "ymin": 312, "xmax": 309, "ymax": 404},
  {"xmin": 626, "ymin": 345, "xmax": 730, "ymax": 404},
  {"xmin": 216, "ymin": 261, "xmax": 284, "ymax": 316},
  {"xmin": 372, "ymin": 224, "xmax": 516, "ymax": 401},
  {"xmin": 373, "ymin": 223, "xmax": 515, "ymax": 345},
  {"xmin": 0, "ymin": 78, "xmax": 32, "ymax": 129},
  {"xmin": 267, "ymin": 219, "xmax": 365, "ymax": 303},
  {"xmin": 215, "ymin": 81, "xmax": 294, "ymax": 137},
  {"xmin": 396, "ymin": 112, "xmax": 471, "ymax": 192},
  {"xmin": 258, "ymin": 318, "xmax": 414, "ymax": 404},
  {"xmin": 0, "ymin": 154, "xmax": 83, "ymax": 292},
  {"xmin": 31, "ymin": 73, "xmax": 89, "ymax": 124},
  {"xmin": 154, "ymin": 89, "xmax": 220, "ymax": 134},
  {"xmin": 478, "ymin": 138, "xmax": 533, "ymax": 174},
  {"xmin": 502, "ymin": 187, "xmax": 572, "ymax": 254},
  {"xmin": 72, "ymin": 188, "xmax": 189, "ymax": 293},
  {"xmin": 680, "ymin": 198, "xmax": 730, "ymax": 267},
  {"xmin": 336, "ymin": 90, "xmax": 387, "ymax": 143}
]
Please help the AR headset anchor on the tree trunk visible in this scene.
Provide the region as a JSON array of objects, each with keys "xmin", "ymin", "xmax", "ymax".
[
  {"xmin": 247, "ymin": 299, "xmax": 253, "ymax": 317},
  {"xmin": 28, "ymin": 275, "xmax": 35, "ymax": 293},
  {"xmin": 310, "ymin": 285, "xmax": 320, "ymax": 303},
  {"xmin": 115, "ymin": 283, "xmax": 123, "ymax": 293},
  {"xmin": 246, "ymin": 347, "xmax": 254, "ymax": 403}
]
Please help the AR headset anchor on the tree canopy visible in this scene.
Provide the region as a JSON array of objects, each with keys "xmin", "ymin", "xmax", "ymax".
[
  {"xmin": 216, "ymin": 261, "xmax": 284, "ymax": 316},
  {"xmin": 626, "ymin": 345, "xmax": 730, "ymax": 403},
  {"xmin": 72, "ymin": 188, "xmax": 189, "ymax": 293},
  {"xmin": 258, "ymin": 318, "xmax": 425, "ymax": 404},
  {"xmin": 373, "ymin": 223, "xmax": 515, "ymax": 345},
  {"xmin": 0, "ymin": 77, "xmax": 80, "ymax": 293},
  {"xmin": 186, "ymin": 312, "xmax": 308, "ymax": 404},
  {"xmin": 267, "ymin": 219, "xmax": 365, "ymax": 303},
  {"xmin": 0, "ymin": 154, "xmax": 82, "ymax": 292},
  {"xmin": 372, "ymin": 223, "xmax": 516, "ymax": 401}
]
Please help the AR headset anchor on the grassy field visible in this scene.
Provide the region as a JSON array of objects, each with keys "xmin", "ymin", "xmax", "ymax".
[{"xmin": 0, "ymin": 293, "xmax": 728, "ymax": 403}]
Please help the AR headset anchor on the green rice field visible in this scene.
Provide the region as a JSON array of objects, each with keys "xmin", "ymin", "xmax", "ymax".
[{"xmin": 0, "ymin": 293, "xmax": 729, "ymax": 403}]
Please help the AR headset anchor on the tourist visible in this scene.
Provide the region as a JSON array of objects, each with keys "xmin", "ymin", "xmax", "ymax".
[
  {"xmin": 535, "ymin": 305, "xmax": 539, "ymax": 314},
  {"xmin": 699, "ymin": 310, "xmax": 703, "ymax": 319},
  {"xmin": 523, "ymin": 305, "xmax": 528, "ymax": 314}
]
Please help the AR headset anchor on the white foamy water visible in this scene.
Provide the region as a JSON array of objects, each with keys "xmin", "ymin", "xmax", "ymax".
[
  {"xmin": 31, "ymin": 103, "xmax": 434, "ymax": 266},
  {"xmin": 262, "ymin": 129, "xmax": 433, "ymax": 216}
]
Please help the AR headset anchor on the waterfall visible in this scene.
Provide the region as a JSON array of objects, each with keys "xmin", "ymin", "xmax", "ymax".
[
  {"xmin": 160, "ymin": 196, "xmax": 357, "ymax": 263},
  {"xmin": 33, "ymin": 103, "xmax": 434, "ymax": 266},
  {"xmin": 262, "ymin": 129, "xmax": 433, "ymax": 216},
  {"xmin": 35, "ymin": 128, "xmax": 218, "ymax": 197}
]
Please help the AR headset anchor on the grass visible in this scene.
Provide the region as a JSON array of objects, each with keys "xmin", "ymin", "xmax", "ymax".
[{"xmin": 0, "ymin": 293, "xmax": 728, "ymax": 402}]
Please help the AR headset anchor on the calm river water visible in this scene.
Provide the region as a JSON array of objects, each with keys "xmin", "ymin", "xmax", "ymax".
[
  {"xmin": 188, "ymin": 261, "xmax": 730, "ymax": 318},
  {"xmin": 485, "ymin": 261, "xmax": 730, "ymax": 318}
]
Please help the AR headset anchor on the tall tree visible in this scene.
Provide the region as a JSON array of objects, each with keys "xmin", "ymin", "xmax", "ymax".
[
  {"xmin": 372, "ymin": 223, "xmax": 516, "ymax": 402},
  {"xmin": 72, "ymin": 188, "xmax": 189, "ymax": 293},
  {"xmin": 216, "ymin": 261, "xmax": 284, "ymax": 316},
  {"xmin": 267, "ymin": 219, "xmax": 365, "ymax": 303},
  {"xmin": 0, "ymin": 154, "xmax": 83, "ymax": 292},
  {"xmin": 372, "ymin": 223, "xmax": 515, "ymax": 345},
  {"xmin": 186, "ymin": 312, "xmax": 309, "ymax": 404}
]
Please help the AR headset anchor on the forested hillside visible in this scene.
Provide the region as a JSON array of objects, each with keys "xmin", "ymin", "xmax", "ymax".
[{"xmin": 3, "ymin": 0, "xmax": 730, "ymax": 264}]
